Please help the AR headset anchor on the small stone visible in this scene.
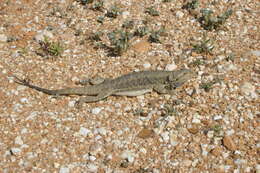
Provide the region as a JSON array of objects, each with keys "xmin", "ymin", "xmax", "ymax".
[
  {"xmin": 87, "ymin": 163, "xmax": 98, "ymax": 172},
  {"xmin": 250, "ymin": 50, "xmax": 260, "ymax": 56},
  {"xmin": 213, "ymin": 115, "xmax": 223, "ymax": 120},
  {"xmin": 176, "ymin": 11, "xmax": 184, "ymax": 18},
  {"xmin": 15, "ymin": 136, "xmax": 23, "ymax": 145},
  {"xmin": 122, "ymin": 11, "xmax": 130, "ymax": 19},
  {"xmin": 68, "ymin": 101, "xmax": 75, "ymax": 107},
  {"xmin": 59, "ymin": 167, "xmax": 70, "ymax": 173},
  {"xmin": 240, "ymin": 82, "xmax": 257, "ymax": 98},
  {"xmin": 207, "ymin": 130, "xmax": 214, "ymax": 138},
  {"xmin": 121, "ymin": 150, "xmax": 135, "ymax": 163},
  {"xmin": 222, "ymin": 63, "xmax": 237, "ymax": 71},
  {"xmin": 20, "ymin": 98, "xmax": 28, "ymax": 103},
  {"xmin": 192, "ymin": 113, "xmax": 201, "ymax": 124},
  {"xmin": 161, "ymin": 131, "xmax": 169, "ymax": 142},
  {"xmin": 0, "ymin": 34, "xmax": 8, "ymax": 42},
  {"xmin": 223, "ymin": 135, "xmax": 236, "ymax": 151},
  {"xmin": 10, "ymin": 148, "xmax": 21, "ymax": 155},
  {"xmin": 211, "ymin": 146, "xmax": 222, "ymax": 156},
  {"xmin": 79, "ymin": 127, "xmax": 91, "ymax": 137},
  {"xmin": 91, "ymin": 107, "xmax": 102, "ymax": 114},
  {"xmin": 132, "ymin": 40, "xmax": 150, "ymax": 53},
  {"xmin": 34, "ymin": 30, "xmax": 54, "ymax": 42},
  {"xmin": 165, "ymin": 64, "xmax": 177, "ymax": 71},
  {"xmin": 170, "ymin": 132, "xmax": 179, "ymax": 146},
  {"xmin": 96, "ymin": 127, "xmax": 107, "ymax": 136},
  {"xmin": 143, "ymin": 63, "xmax": 151, "ymax": 69},
  {"xmin": 187, "ymin": 124, "xmax": 199, "ymax": 134},
  {"xmin": 137, "ymin": 128, "xmax": 154, "ymax": 139}
]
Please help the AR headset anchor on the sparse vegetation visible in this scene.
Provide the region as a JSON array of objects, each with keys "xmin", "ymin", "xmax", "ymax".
[
  {"xmin": 210, "ymin": 124, "xmax": 223, "ymax": 137},
  {"xmin": 97, "ymin": 16, "xmax": 104, "ymax": 23},
  {"xmin": 200, "ymin": 77, "xmax": 221, "ymax": 92},
  {"xmin": 199, "ymin": 9, "xmax": 232, "ymax": 30},
  {"xmin": 106, "ymin": 5, "xmax": 121, "ymax": 18},
  {"xmin": 191, "ymin": 59, "xmax": 205, "ymax": 66},
  {"xmin": 182, "ymin": 0, "xmax": 199, "ymax": 10},
  {"xmin": 148, "ymin": 27, "xmax": 166, "ymax": 43},
  {"xmin": 38, "ymin": 36, "xmax": 64, "ymax": 57},
  {"xmin": 145, "ymin": 7, "xmax": 159, "ymax": 16},
  {"xmin": 200, "ymin": 82, "xmax": 214, "ymax": 92},
  {"xmin": 79, "ymin": 0, "xmax": 94, "ymax": 5},
  {"xmin": 162, "ymin": 0, "xmax": 173, "ymax": 2},
  {"xmin": 91, "ymin": 0, "xmax": 104, "ymax": 11},
  {"xmin": 122, "ymin": 20, "xmax": 135, "ymax": 29},
  {"xmin": 162, "ymin": 104, "xmax": 178, "ymax": 117},
  {"xmin": 134, "ymin": 26, "xmax": 150, "ymax": 37},
  {"xmin": 192, "ymin": 36, "xmax": 214, "ymax": 54},
  {"xmin": 107, "ymin": 30, "xmax": 133, "ymax": 56}
]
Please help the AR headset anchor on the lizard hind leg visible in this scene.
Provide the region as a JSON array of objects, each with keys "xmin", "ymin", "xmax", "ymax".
[{"xmin": 75, "ymin": 90, "xmax": 113, "ymax": 108}]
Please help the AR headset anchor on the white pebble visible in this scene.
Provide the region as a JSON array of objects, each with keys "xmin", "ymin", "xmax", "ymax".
[
  {"xmin": 59, "ymin": 167, "xmax": 70, "ymax": 173},
  {"xmin": 121, "ymin": 150, "xmax": 135, "ymax": 163},
  {"xmin": 192, "ymin": 113, "xmax": 201, "ymax": 124},
  {"xmin": 96, "ymin": 127, "xmax": 107, "ymax": 136},
  {"xmin": 122, "ymin": 11, "xmax": 130, "ymax": 19},
  {"xmin": 213, "ymin": 115, "xmax": 223, "ymax": 120},
  {"xmin": 11, "ymin": 148, "xmax": 21, "ymax": 154},
  {"xmin": 15, "ymin": 136, "xmax": 23, "ymax": 145},
  {"xmin": 161, "ymin": 131, "xmax": 169, "ymax": 142},
  {"xmin": 0, "ymin": 34, "xmax": 7, "ymax": 42},
  {"xmin": 250, "ymin": 50, "xmax": 260, "ymax": 56},
  {"xmin": 176, "ymin": 11, "xmax": 184, "ymax": 18},
  {"xmin": 79, "ymin": 127, "xmax": 91, "ymax": 137},
  {"xmin": 143, "ymin": 63, "xmax": 151, "ymax": 69},
  {"xmin": 240, "ymin": 82, "xmax": 257, "ymax": 98},
  {"xmin": 20, "ymin": 98, "xmax": 28, "ymax": 103},
  {"xmin": 35, "ymin": 30, "xmax": 54, "ymax": 42},
  {"xmin": 87, "ymin": 163, "xmax": 98, "ymax": 172},
  {"xmin": 91, "ymin": 107, "xmax": 102, "ymax": 114},
  {"xmin": 165, "ymin": 64, "xmax": 177, "ymax": 71},
  {"xmin": 68, "ymin": 101, "xmax": 75, "ymax": 107}
]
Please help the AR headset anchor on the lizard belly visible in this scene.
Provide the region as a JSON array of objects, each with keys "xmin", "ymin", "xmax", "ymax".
[{"xmin": 113, "ymin": 89, "xmax": 152, "ymax": 96}]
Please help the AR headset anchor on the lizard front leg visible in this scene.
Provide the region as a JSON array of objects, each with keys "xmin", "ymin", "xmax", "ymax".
[{"xmin": 153, "ymin": 84, "xmax": 176, "ymax": 95}]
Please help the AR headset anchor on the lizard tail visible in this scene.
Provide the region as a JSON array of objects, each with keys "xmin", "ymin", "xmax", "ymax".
[{"xmin": 13, "ymin": 75, "xmax": 86, "ymax": 96}]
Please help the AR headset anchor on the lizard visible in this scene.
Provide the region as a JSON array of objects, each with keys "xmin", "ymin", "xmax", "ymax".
[{"xmin": 13, "ymin": 69, "xmax": 195, "ymax": 106}]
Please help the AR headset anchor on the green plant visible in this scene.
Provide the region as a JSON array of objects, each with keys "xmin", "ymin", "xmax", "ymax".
[
  {"xmin": 182, "ymin": 0, "xmax": 199, "ymax": 10},
  {"xmin": 134, "ymin": 26, "xmax": 150, "ymax": 37},
  {"xmin": 122, "ymin": 20, "xmax": 134, "ymax": 29},
  {"xmin": 199, "ymin": 9, "xmax": 232, "ymax": 30},
  {"xmin": 145, "ymin": 7, "xmax": 159, "ymax": 16},
  {"xmin": 210, "ymin": 124, "xmax": 223, "ymax": 137},
  {"xmin": 192, "ymin": 36, "xmax": 214, "ymax": 54},
  {"xmin": 148, "ymin": 27, "xmax": 165, "ymax": 43},
  {"xmin": 97, "ymin": 16, "xmax": 104, "ymax": 23},
  {"xmin": 79, "ymin": 0, "xmax": 93, "ymax": 5},
  {"xmin": 200, "ymin": 82, "xmax": 214, "ymax": 92},
  {"xmin": 225, "ymin": 53, "xmax": 235, "ymax": 62},
  {"xmin": 191, "ymin": 59, "xmax": 205, "ymax": 66},
  {"xmin": 107, "ymin": 30, "xmax": 133, "ymax": 56},
  {"xmin": 89, "ymin": 31, "xmax": 103, "ymax": 41},
  {"xmin": 91, "ymin": 1, "xmax": 104, "ymax": 11},
  {"xmin": 38, "ymin": 36, "xmax": 64, "ymax": 57},
  {"xmin": 162, "ymin": 104, "xmax": 178, "ymax": 117},
  {"xmin": 162, "ymin": 0, "xmax": 173, "ymax": 2},
  {"xmin": 106, "ymin": 5, "xmax": 121, "ymax": 18}
]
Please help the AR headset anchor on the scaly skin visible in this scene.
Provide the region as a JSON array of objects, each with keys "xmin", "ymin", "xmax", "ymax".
[{"xmin": 13, "ymin": 69, "xmax": 195, "ymax": 104}]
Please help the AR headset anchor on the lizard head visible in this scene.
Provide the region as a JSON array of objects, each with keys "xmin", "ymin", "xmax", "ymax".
[{"xmin": 168, "ymin": 69, "xmax": 196, "ymax": 89}]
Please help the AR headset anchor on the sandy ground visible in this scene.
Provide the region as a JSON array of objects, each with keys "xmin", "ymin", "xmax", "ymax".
[{"xmin": 0, "ymin": 0, "xmax": 259, "ymax": 172}]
